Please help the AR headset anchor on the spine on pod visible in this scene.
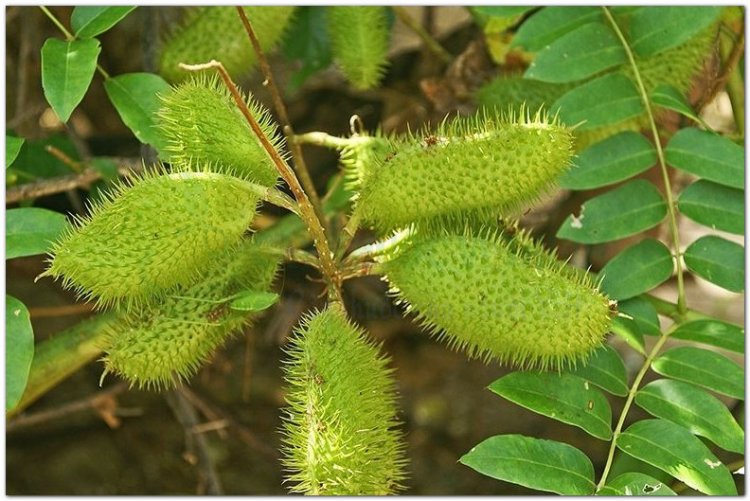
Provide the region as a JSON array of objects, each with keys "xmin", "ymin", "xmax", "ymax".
[
  {"xmin": 42, "ymin": 169, "xmax": 261, "ymax": 308},
  {"xmin": 157, "ymin": 75, "xmax": 282, "ymax": 186},
  {"xmin": 328, "ymin": 6, "xmax": 390, "ymax": 90},
  {"xmin": 159, "ymin": 6, "xmax": 296, "ymax": 83},
  {"xmin": 338, "ymin": 133, "xmax": 395, "ymax": 192},
  {"xmin": 380, "ymin": 228, "xmax": 614, "ymax": 370},
  {"xmin": 281, "ymin": 304, "xmax": 406, "ymax": 495}
]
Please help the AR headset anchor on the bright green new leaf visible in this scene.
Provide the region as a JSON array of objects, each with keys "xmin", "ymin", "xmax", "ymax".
[
  {"xmin": 6, "ymin": 208, "xmax": 70, "ymax": 260},
  {"xmin": 650, "ymin": 84, "xmax": 703, "ymax": 123},
  {"xmin": 599, "ymin": 239, "xmax": 673, "ymax": 300},
  {"xmin": 598, "ymin": 472, "xmax": 677, "ymax": 496},
  {"xmin": 671, "ymin": 319, "xmax": 744, "ymax": 353},
  {"xmin": 71, "ymin": 6, "xmax": 137, "ymax": 38},
  {"xmin": 630, "ymin": 7, "xmax": 723, "ymax": 57},
  {"xmin": 684, "ymin": 235, "xmax": 744, "ymax": 292},
  {"xmin": 104, "ymin": 73, "xmax": 171, "ymax": 152},
  {"xmin": 618, "ymin": 296, "xmax": 661, "ymax": 336},
  {"xmin": 6, "ymin": 295, "xmax": 34, "ymax": 411},
  {"xmin": 557, "ymin": 180, "xmax": 667, "ymax": 244},
  {"xmin": 611, "ymin": 316, "xmax": 646, "ymax": 355},
  {"xmin": 460, "ymin": 435, "xmax": 596, "ymax": 495},
  {"xmin": 636, "ymin": 379, "xmax": 744, "ymax": 454},
  {"xmin": 652, "ymin": 346, "xmax": 744, "ymax": 400},
  {"xmin": 489, "ymin": 372, "xmax": 612, "ymax": 440},
  {"xmin": 665, "ymin": 128, "xmax": 743, "ymax": 189},
  {"xmin": 511, "ymin": 7, "xmax": 601, "ymax": 52},
  {"xmin": 6, "ymin": 135, "xmax": 24, "ymax": 169},
  {"xmin": 678, "ymin": 180, "xmax": 744, "ymax": 235},
  {"xmin": 41, "ymin": 38, "xmax": 101, "ymax": 123},
  {"xmin": 525, "ymin": 22, "xmax": 625, "ymax": 83},
  {"xmin": 568, "ymin": 345, "xmax": 628, "ymax": 396},
  {"xmin": 230, "ymin": 291, "xmax": 279, "ymax": 313},
  {"xmin": 559, "ymin": 131, "xmax": 656, "ymax": 190},
  {"xmin": 617, "ymin": 419, "xmax": 736, "ymax": 495}
]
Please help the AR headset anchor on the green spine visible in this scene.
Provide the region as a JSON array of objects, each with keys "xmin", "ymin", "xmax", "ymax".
[
  {"xmin": 328, "ymin": 6, "xmax": 390, "ymax": 90},
  {"xmin": 159, "ymin": 6, "xmax": 296, "ymax": 83},
  {"xmin": 338, "ymin": 133, "xmax": 395, "ymax": 192},
  {"xmin": 381, "ymin": 229, "xmax": 613, "ymax": 369},
  {"xmin": 281, "ymin": 305, "xmax": 406, "ymax": 495}
]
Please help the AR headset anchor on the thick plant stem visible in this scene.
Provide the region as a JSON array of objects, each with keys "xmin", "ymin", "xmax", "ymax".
[
  {"xmin": 293, "ymin": 131, "xmax": 354, "ymax": 150},
  {"xmin": 602, "ymin": 8, "xmax": 687, "ymax": 316}
]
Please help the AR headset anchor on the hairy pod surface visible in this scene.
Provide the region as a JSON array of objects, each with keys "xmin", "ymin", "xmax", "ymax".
[
  {"xmin": 380, "ymin": 230, "xmax": 613, "ymax": 369},
  {"xmin": 328, "ymin": 7, "xmax": 390, "ymax": 90},
  {"xmin": 159, "ymin": 6, "xmax": 295, "ymax": 83},
  {"xmin": 157, "ymin": 75, "xmax": 282, "ymax": 186},
  {"xmin": 339, "ymin": 133, "xmax": 395, "ymax": 191},
  {"xmin": 281, "ymin": 305, "xmax": 406, "ymax": 495},
  {"xmin": 102, "ymin": 240, "xmax": 281, "ymax": 389},
  {"xmin": 355, "ymin": 110, "xmax": 574, "ymax": 233},
  {"xmin": 44, "ymin": 170, "xmax": 261, "ymax": 308},
  {"xmin": 476, "ymin": 76, "xmax": 574, "ymax": 115}
]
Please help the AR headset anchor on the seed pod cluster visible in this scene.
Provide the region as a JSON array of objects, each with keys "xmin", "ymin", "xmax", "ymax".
[{"xmin": 281, "ymin": 305, "xmax": 406, "ymax": 495}]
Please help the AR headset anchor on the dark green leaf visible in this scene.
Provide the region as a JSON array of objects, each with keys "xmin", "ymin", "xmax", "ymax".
[
  {"xmin": 489, "ymin": 372, "xmax": 612, "ymax": 440},
  {"xmin": 599, "ymin": 239, "xmax": 673, "ymax": 300},
  {"xmin": 525, "ymin": 22, "xmax": 625, "ymax": 83},
  {"xmin": 557, "ymin": 179, "xmax": 667, "ymax": 244},
  {"xmin": 599, "ymin": 472, "xmax": 677, "ymax": 496},
  {"xmin": 71, "ymin": 6, "xmax": 136, "ymax": 38},
  {"xmin": 611, "ymin": 316, "xmax": 646, "ymax": 355},
  {"xmin": 618, "ymin": 296, "xmax": 661, "ymax": 336},
  {"xmin": 630, "ymin": 7, "xmax": 723, "ymax": 57},
  {"xmin": 652, "ymin": 346, "xmax": 743, "ymax": 400},
  {"xmin": 41, "ymin": 38, "xmax": 101, "ymax": 122},
  {"xmin": 678, "ymin": 180, "xmax": 744, "ymax": 235},
  {"xmin": 559, "ymin": 131, "xmax": 656, "ymax": 190},
  {"xmin": 650, "ymin": 84, "xmax": 702, "ymax": 123},
  {"xmin": 104, "ymin": 73, "xmax": 171, "ymax": 152},
  {"xmin": 671, "ymin": 319, "xmax": 744, "ymax": 353},
  {"xmin": 665, "ymin": 128, "xmax": 743, "ymax": 189},
  {"xmin": 460, "ymin": 435, "xmax": 595, "ymax": 495},
  {"xmin": 90, "ymin": 158, "xmax": 118, "ymax": 180},
  {"xmin": 636, "ymin": 379, "xmax": 744, "ymax": 453},
  {"xmin": 568, "ymin": 345, "xmax": 628, "ymax": 396},
  {"xmin": 552, "ymin": 73, "xmax": 643, "ymax": 131},
  {"xmin": 6, "ymin": 295, "xmax": 34, "ymax": 411},
  {"xmin": 6, "ymin": 135, "xmax": 24, "ymax": 168},
  {"xmin": 511, "ymin": 7, "xmax": 601, "ymax": 52},
  {"xmin": 617, "ymin": 419, "xmax": 737, "ymax": 495},
  {"xmin": 281, "ymin": 7, "xmax": 332, "ymax": 92},
  {"xmin": 6, "ymin": 208, "xmax": 70, "ymax": 260},
  {"xmin": 11, "ymin": 134, "xmax": 80, "ymax": 179},
  {"xmin": 684, "ymin": 236, "xmax": 744, "ymax": 292},
  {"xmin": 230, "ymin": 291, "xmax": 279, "ymax": 312}
]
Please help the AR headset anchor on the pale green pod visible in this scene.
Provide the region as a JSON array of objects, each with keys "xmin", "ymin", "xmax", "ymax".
[
  {"xmin": 338, "ymin": 133, "xmax": 394, "ymax": 191},
  {"xmin": 159, "ymin": 6, "xmax": 296, "ymax": 83},
  {"xmin": 43, "ymin": 170, "xmax": 261, "ymax": 308},
  {"xmin": 328, "ymin": 7, "xmax": 390, "ymax": 90},
  {"xmin": 281, "ymin": 304, "xmax": 407, "ymax": 495},
  {"xmin": 380, "ymin": 229, "xmax": 613, "ymax": 369}
]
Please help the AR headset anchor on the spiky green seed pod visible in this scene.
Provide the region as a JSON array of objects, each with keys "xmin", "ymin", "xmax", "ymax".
[
  {"xmin": 281, "ymin": 305, "xmax": 406, "ymax": 495},
  {"xmin": 355, "ymin": 109, "xmax": 574, "ymax": 233},
  {"xmin": 380, "ymin": 229, "xmax": 613, "ymax": 369},
  {"xmin": 159, "ymin": 6, "xmax": 296, "ymax": 83},
  {"xmin": 475, "ymin": 76, "xmax": 574, "ymax": 114},
  {"xmin": 328, "ymin": 7, "xmax": 390, "ymax": 90},
  {"xmin": 157, "ymin": 75, "xmax": 282, "ymax": 186},
  {"xmin": 102, "ymin": 240, "xmax": 281, "ymax": 389},
  {"xmin": 339, "ymin": 133, "xmax": 395, "ymax": 191},
  {"xmin": 43, "ymin": 170, "xmax": 261, "ymax": 308}
]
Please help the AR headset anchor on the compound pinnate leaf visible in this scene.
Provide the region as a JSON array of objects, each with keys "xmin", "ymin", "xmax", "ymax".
[
  {"xmin": 617, "ymin": 419, "xmax": 736, "ymax": 495},
  {"xmin": 630, "ymin": 7, "xmax": 723, "ymax": 57},
  {"xmin": 6, "ymin": 135, "xmax": 24, "ymax": 168},
  {"xmin": 671, "ymin": 319, "xmax": 744, "ymax": 353},
  {"xmin": 617, "ymin": 296, "xmax": 661, "ymax": 336},
  {"xmin": 677, "ymin": 180, "xmax": 744, "ymax": 235},
  {"xmin": 568, "ymin": 345, "xmax": 628, "ymax": 396},
  {"xmin": 511, "ymin": 7, "xmax": 601, "ymax": 52},
  {"xmin": 6, "ymin": 208, "xmax": 70, "ymax": 260},
  {"xmin": 611, "ymin": 316, "xmax": 646, "ymax": 355},
  {"xmin": 6, "ymin": 295, "xmax": 34, "ymax": 411},
  {"xmin": 652, "ymin": 346, "xmax": 744, "ymax": 400},
  {"xmin": 683, "ymin": 235, "xmax": 744, "ymax": 292},
  {"xmin": 598, "ymin": 472, "xmax": 677, "ymax": 496},
  {"xmin": 41, "ymin": 38, "xmax": 101, "ymax": 123},
  {"xmin": 460, "ymin": 435, "xmax": 596, "ymax": 495},
  {"xmin": 598, "ymin": 239, "xmax": 673, "ymax": 300},
  {"xmin": 71, "ymin": 6, "xmax": 136, "ymax": 38},
  {"xmin": 650, "ymin": 84, "xmax": 702, "ymax": 123},
  {"xmin": 665, "ymin": 128, "xmax": 743, "ymax": 189}
]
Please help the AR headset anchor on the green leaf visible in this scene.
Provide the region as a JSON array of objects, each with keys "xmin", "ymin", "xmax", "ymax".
[
  {"xmin": 677, "ymin": 180, "xmax": 744, "ymax": 235},
  {"xmin": 511, "ymin": 7, "xmax": 601, "ymax": 52},
  {"xmin": 103, "ymin": 73, "xmax": 171, "ymax": 152},
  {"xmin": 489, "ymin": 372, "xmax": 612, "ymax": 440},
  {"xmin": 599, "ymin": 472, "xmax": 677, "ymax": 496},
  {"xmin": 6, "ymin": 135, "xmax": 24, "ymax": 168},
  {"xmin": 460, "ymin": 435, "xmax": 595, "ymax": 495},
  {"xmin": 90, "ymin": 158, "xmax": 119, "ymax": 181},
  {"xmin": 71, "ymin": 6, "xmax": 136, "ymax": 38},
  {"xmin": 636, "ymin": 379, "xmax": 744, "ymax": 454},
  {"xmin": 568, "ymin": 345, "xmax": 628, "ymax": 396},
  {"xmin": 281, "ymin": 7, "xmax": 333, "ymax": 92},
  {"xmin": 630, "ymin": 7, "xmax": 723, "ymax": 57},
  {"xmin": 11, "ymin": 134, "xmax": 80, "ymax": 179},
  {"xmin": 683, "ymin": 235, "xmax": 744, "ymax": 292},
  {"xmin": 525, "ymin": 22, "xmax": 625, "ymax": 83},
  {"xmin": 557, "ymin": 179, "xmax": 667, "ymax": 244},
  {"xmin": 229, "ymin": 291, "xmax": 279, "ymax": 312},
  {"xmin": 671, "ymin": 319, "xmax": 744, "ymax": 353},
  {"xmin": 664, "ymin": 128, "xmax": 743, "ymax": 189},
  {"xmin": 6, "ymin": 295, "xmax": 34, "ymax": 411},
  {"xmin": 599, "ymin": 239, "xmax": 673, "ymax": 300},
  {"xmin": 650, "ymin": 84, "xmax": 703, "ymax": 123},
  {"xmin": 611, "ymin": 316, "xmax": 646, "ymax": 355},
  {"xmin": 6, "ymin": 208, "xmax": 70, "ymax": 260},
  {"xmin": 652, "ymin": 346, "xmax": 743, "ymax": 400},
  {"xmin": 618, "ymin": 296, "xmax": 661, "ymax": 336},
  {"xmin": 558, "ymin": 131, "xmax": 656, "ymax": 190},
  {"xmin": 552, "ymin": 73, "xmax": 643, "ymax": 131},
  {"xmin": 41, "ymin": 38, "xmax": 101, "ymax": 122},
  {"xmin": 617, "ymin": 419, "xmax": 737, "ymax": 495}
]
